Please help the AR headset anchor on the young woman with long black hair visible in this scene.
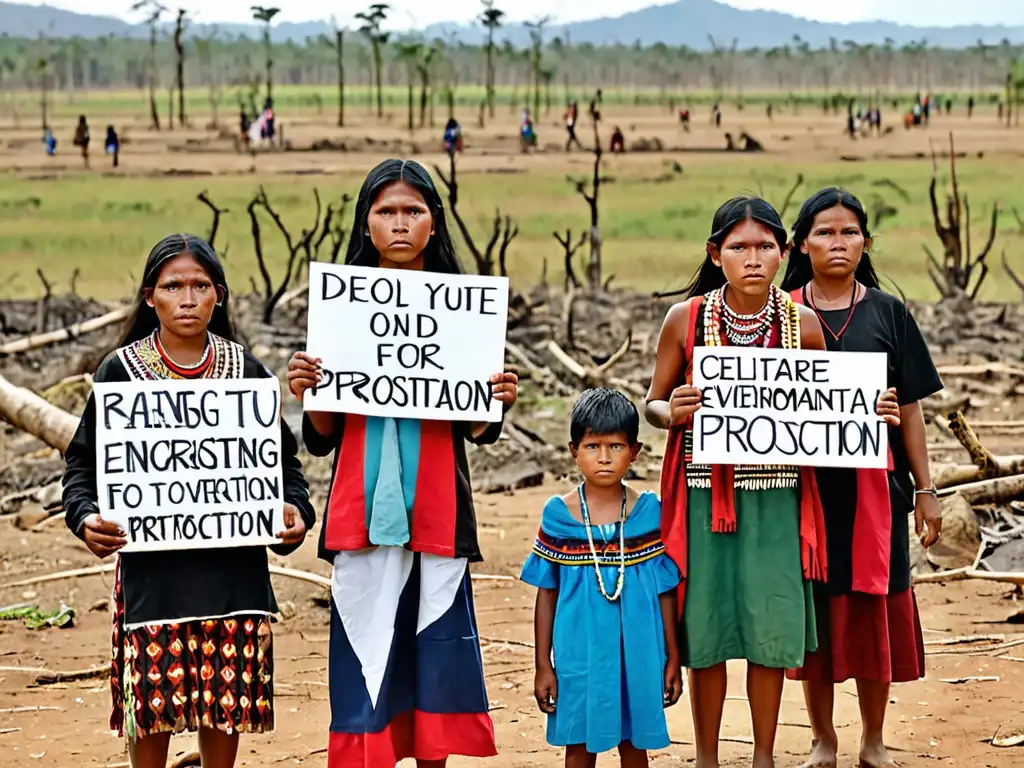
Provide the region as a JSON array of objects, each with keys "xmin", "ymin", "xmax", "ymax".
[
  {"xmin": 287, "ymin": 158, "xmax": 519, "ymax": 768},
  {"xmin": 781, "ymin": 188, "xmax": 943, "ymax": 768},
  {"xmin": 645, "ymin": 196, "xmax": 900, "ymax": 768},
  {"xmin": 62, "ymin": 234, "xmax": 316, "ymax": 768}
]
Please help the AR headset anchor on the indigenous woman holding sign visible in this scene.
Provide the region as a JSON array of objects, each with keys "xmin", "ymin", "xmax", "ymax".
[
  {"xmin": 644, "ymin": 196, "xmax": 900, "ymax": 768},
  {"xmin": 286, "ymin": 158, "xmax": 518, "ymax": 768},
  {"xmin": 61, "ymin": 234, "xmax": 316, "ymax": 768},
  {"xmin": 781, "ymin": 188, "xmax": 943, "ymax": 768}
]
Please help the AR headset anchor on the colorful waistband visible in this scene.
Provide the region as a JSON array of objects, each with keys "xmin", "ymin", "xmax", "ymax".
[
  {"xmin": 683, "ymin": 429, "xmax": 799, "ymax": 490},
  {"xmin": 531, "ymin": 528, "xmax": 665, "ymax": 567}
]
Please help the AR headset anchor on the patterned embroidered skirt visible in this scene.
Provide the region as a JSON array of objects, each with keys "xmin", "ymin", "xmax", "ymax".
[{"xmin": 109, "ymin": 562, "xmax": 275, "ymax": 739}]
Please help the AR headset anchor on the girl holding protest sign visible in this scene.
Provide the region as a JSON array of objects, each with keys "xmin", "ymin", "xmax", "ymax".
[
  {"xmin": 286, "ymin": 158, "xmax": 518, "ymax": 768},
  {"xmin": 644, "ymin": 196, "xmax": 900, "ymax": 768},
  {"xmin": 781, "ymin": 188, "xmax": 943, "ymax": 768},
  {"xmin": 62, "ymin": 234, "xmax": 316, "ymax": 768}
]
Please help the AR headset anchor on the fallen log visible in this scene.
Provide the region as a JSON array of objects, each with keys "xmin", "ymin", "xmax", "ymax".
[
  {"xmin": 0, "ymin": 561, "xmax": 513, "ymax": 592},
  {"xmin": 0, "ymin": 306, "xmax": 128, "ymax": 356},
  {"xmin": 935, "ymin": 457, "xmax": 1024, "ymax": 489},
  {"xmin": 946, "ymin": 410, "xmax": 1000, "ymax": 477},
  {"xmin": 0, "ymin": 373, "xmax": 78, "ymax": 453},
  {"xmin": 936, "ymin": 362, "xmax": 1024, "ymax": 379},
  {"xmin": 937, "ymin": 473, "xmax": 1024, "ymax": 504}
]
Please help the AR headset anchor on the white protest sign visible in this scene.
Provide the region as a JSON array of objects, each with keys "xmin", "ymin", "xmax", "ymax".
[
  {"xmin": 691, "ymin": 346, "xmax": 889, "ymax": 469},
  {"xmin": 93, "ymin": 377, "xmax": 285, "ymax": 552},
  {"xmin": 304, "ymin": 262, "xmax": 509, "ymax": 421}
]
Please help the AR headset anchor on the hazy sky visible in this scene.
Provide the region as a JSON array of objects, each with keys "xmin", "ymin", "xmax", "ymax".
[{"xmin": 17, "ymin": 0, "xmax": 1021, "ymax": 28}]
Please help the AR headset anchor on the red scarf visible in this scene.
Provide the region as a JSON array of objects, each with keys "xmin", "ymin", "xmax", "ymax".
[
  {"xmin": 660, "ymin": 294, "xmax": 829, "ymax": 619},
  {"xmin": 789, "ymin": 287, "xmax": 892, "ymax": 595}
]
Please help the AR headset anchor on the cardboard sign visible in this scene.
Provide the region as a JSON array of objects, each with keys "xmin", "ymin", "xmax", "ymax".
[
  {"xmin": 691, "ymin": 346, "xmax": 889, "ymax": 469},
  {"xmin": 304, "ymin": 262, "xmax": 509, "ymax": 421},
  {"xmin": 93, "ymin": 378, "xmax": 285, "ymax": 552}
]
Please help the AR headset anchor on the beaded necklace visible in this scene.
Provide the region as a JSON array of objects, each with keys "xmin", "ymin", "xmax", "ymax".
[
  {"xmin": 577, "ymin": 483, "xmax": 626, "ymax": 602},
  {"xmin": 703, "ymin": 284, "xmax": 800, "ymax": 350},
  {"xmin": 153, "ymin": 330, "xmax": 213, "ymax": 377}
]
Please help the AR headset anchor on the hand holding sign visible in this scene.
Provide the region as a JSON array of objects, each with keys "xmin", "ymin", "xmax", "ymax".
[
  {"xmin": 669, "ymin": 385, "xmax": 703, "ymax": 426},
  {"xmin": 82, "ymin": 513, "xmax": 127, "ymax": 559},
  {"xmin": 287, "ymin": 352, "xmax": 322, "ymax": 402},
  {"xmin": 876, "ymin": 387, "xmax": 900, "ymax": 427},
  {"xmin": 276, "ymin": 502, "xmax": 307, "ymax": 547},
  {"xmin": 489, "ymin": 370, "xmax": 519, "ymax": 407}
]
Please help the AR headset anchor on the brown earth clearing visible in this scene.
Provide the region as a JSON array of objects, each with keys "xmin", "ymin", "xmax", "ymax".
[{"xmin": 3, "ymin": 96, "xmax": 1024, "ymax": 767}]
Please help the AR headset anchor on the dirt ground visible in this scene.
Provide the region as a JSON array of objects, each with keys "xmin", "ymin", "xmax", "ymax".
[
  {"xmin": 2, "ymin": 102, "xmax": 1022, "ymax": 177},
  {"xmin": 2, "ymin": 479, "xmax": 1024, "ymax": 768},
  {"xmin": 3, "ymin": 98, "xmax": 1024, "ymax": 766}
]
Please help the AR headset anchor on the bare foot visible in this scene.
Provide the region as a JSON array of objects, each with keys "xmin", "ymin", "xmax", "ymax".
[
  {"xmin": 796, "ymin": 737, "xmax": 837, "ymax": 768},
  {"xmin": 858, "ymin": 740, "xmax": 899, "ymax": 768}
]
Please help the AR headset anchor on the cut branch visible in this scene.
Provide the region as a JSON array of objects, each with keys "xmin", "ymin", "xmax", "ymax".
[
  {"xmin": 434, "ymin": 153, "xmax": 518, "ymax": 277},
  {"xmin": 197, "ymin": 190, "xmax": 229, "ymax": 249},
  {"xmin": 0, "ymin": 306, "xmax": 129, "ymax": 356}
]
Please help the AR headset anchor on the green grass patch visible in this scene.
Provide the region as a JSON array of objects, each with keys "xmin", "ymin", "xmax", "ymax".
[{"xmin": 1, "ymin": 154, "xmax": 1022, "ymax": 302}]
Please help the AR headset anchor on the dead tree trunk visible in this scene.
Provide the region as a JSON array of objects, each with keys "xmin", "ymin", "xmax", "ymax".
[
  {"xmin": 569, "ymin": 103, "xmax": 609, "ymax": 291},
  {"xmin": 433, "ymin": 153, "xmax": 519, "ymax": 276},
  {"xmin": 174, "ymin": 9, "xmax": 187, "ymax": 128},
  {"xmin": 924, "ymin": 133, "xmax": 999, "ymax": 299},
  {"xmin": 553, "ymin": 229, "xmax": 586, "ymax": 291},
  {"xmin": 0, "ymin": 374, "xmax": 78, "ymax": 453}
]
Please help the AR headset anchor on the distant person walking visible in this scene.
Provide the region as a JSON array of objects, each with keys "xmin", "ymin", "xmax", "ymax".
[
  {"xmin": 43, "ymin": 127, "xmax": 57, "ymax": 156},
  {"xmin": 565, "ymin": 101, "xmax": 583, "ymax": 152},
  {"xmin": 73, "ymin": 115, "xmax": 90, "ymax": 169},
  {"xmin": 105, "ymin": 125, "xmax": 120, "ymax": 168}
]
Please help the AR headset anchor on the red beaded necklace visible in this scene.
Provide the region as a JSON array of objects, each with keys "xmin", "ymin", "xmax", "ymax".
[
  {"xmin": 805, "ymin": 281, "xmax": 860, "ymax": 342},
  {"xmin": 154, "ymin": 330, "xmax": 213, "ymax": 378}
]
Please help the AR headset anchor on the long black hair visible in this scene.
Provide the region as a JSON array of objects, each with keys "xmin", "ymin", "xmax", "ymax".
[
  {"xmin": 344, "ymin": 158, "xmax": 463, "ymax": 274},
  {"xmin": 780, "ymin": 187, "xmax": 880, "ymax": 292},
  {"xmin": 117, "ymin": 233, "xmax": 236, "ymax": 347},
  {"xmin": 680, "ymin": 195, "xmax": 788, "ymax": 299}
]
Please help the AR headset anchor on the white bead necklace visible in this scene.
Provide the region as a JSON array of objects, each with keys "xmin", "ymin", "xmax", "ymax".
[{"xmin": 577, "ymin": 484, "xmax": 626, "ymax": 602}]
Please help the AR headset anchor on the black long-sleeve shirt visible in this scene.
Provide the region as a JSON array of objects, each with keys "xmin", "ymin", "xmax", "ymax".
[{"xmin": 62, "ymin": 351, "xmax": 317, "ymax": 626}]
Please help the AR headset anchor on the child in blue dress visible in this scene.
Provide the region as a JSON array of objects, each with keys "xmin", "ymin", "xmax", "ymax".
[{"xmin": 521, "ymin": 388, "xmax": 682, "ymax": 767}]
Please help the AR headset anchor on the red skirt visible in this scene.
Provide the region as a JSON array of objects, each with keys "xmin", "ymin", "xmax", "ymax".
[{"xmin": 788, "ymin": 588, "xmax": 924, "ymax": 684}]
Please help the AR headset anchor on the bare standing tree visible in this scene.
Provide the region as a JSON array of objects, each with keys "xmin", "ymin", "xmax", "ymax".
[
  {"xmin": 524, "ymin": 16, "xmax": 550, "ymax": 121},
  {"xmin": 194, "ymin": 29, "xmax": 223, "ymax": 128},
  {"xmin": 36, "ymin": 53, "xmax": 49, "ymax": 131},
  {"xmin": 250, "ymin": 5, "xmax": 281, "ymax": 102},
  {"xmin": 172, "ymin": 7, "xmax": 188, "ymax": 127},
  {"xmin": 320, "ymin": 17, "xmax": 347, "ymax": 127},
  {"xmin": 356, "ymin": 3, "xmax": 391, "ymax": 119},
  {"xmin": 131, "ymin": 0, "xmax": 166, "ymax": 131},
  {"xmin": 394, "ymin": 39, "xmax": 422, "ymax": 134},
  {"xmin": 479, "ymin": 1, "xmax": 505, "ymax": 119}
]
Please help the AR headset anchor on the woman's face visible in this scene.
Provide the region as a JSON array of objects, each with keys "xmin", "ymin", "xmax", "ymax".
[
  {"xmin": 144, "ymin": 252, "xmax": 221, "ymax": 340},
  {"xmin": 802, "ymin": 204, "xmax": 869, "ymax": 280},
  {"xmin": 367, "ymin": 180, "xmax": 434, "ymax": 268},
  {"xmin": 710, "ymin": 218, "xmax": 785, "ymax": 298}
]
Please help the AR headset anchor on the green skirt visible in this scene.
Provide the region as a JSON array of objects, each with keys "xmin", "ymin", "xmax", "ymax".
[{"xmin": 680, "ymin": 487, "xmax": 817, "ymax": 669}]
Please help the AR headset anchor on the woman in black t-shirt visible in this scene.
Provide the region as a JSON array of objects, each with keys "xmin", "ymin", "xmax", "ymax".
[
  {"xmin": 780, "ymin": 188, "xmax": 943, "ymax": 768},
  {"xmin": 62, "ymin": 234, "xmax": 315, "ymax": 767}
]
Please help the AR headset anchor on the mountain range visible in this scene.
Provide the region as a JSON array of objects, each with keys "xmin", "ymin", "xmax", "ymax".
[{"xmin": 2, "ymin": 0, "xmax": 1023, "ymax": 48}]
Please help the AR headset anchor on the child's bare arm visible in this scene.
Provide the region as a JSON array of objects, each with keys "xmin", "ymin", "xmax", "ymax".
[
  {"xmin": 659, "ymin": 590, "xmax": 683, "ymax": 706},
  {"xmin": 533, "ymin": 588, "xmax": 558, "ymax": 714}
]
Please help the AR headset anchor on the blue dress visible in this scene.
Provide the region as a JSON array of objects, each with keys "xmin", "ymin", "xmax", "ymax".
[{"xmin": 520, "ymin": 490, "xmax": 680, "ymax": 753}]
